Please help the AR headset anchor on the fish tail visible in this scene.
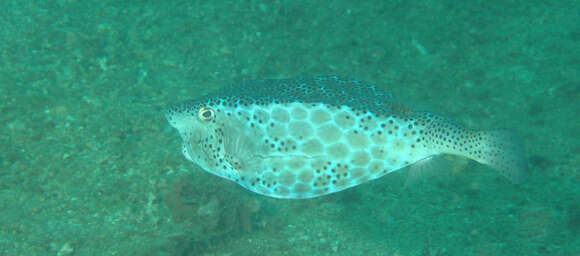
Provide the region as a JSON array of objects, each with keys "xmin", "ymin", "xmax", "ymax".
[
  {"xmin": 467, "ymin": 130, "xmax": 527, "ymax": 183},
  {"xmin": 424, "ymin": 115, "xmax": 527, "ymax": 183}
]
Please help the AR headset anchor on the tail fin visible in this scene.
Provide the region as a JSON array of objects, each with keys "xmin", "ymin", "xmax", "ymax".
[
  {"xmin": 470, "ymin": 130, "xmax": 527, "ymax": 183},
  {"xmin": 426, "ymin": 119, "xmax": 528, "ymax": 184}
]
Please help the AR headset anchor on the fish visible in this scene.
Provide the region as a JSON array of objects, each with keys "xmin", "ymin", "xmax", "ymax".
[{"xmin": 165, "ymin": 76, "xmax": 526, "ymax": 199}]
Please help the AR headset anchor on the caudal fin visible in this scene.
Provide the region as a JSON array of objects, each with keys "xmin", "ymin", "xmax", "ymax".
[
  {"xmin": 423, "ymin": 113, "xmax": 527, "ymax": 183},
  {"xmin": 467, "ymin": 130, "xmax": 527, "ymax": 183}
]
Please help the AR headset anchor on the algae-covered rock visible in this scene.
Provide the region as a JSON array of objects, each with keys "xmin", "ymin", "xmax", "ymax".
[{"xmin": 163, "ymin": 173, "xmax": 264, "ymax": 254}]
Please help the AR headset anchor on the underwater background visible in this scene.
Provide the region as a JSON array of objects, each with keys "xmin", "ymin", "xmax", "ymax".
[{"xmin": 0, "ymin": 0, "xmax": 578, "ymax": 255}]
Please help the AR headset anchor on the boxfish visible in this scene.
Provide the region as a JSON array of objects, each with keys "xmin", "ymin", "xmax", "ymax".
[{"xmin": 165, "ymin": 76, "xmax": 526, "ymax": 199}]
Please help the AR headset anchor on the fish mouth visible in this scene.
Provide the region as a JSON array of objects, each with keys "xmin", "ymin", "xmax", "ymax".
[{"xmin": 164, "ymin": 104, "xmax": 183, "ymax": 128}]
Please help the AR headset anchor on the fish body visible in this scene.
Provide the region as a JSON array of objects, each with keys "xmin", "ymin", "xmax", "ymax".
[{"xmin": 166, "ymin": 76, "xmax": 526, "ymax": 199}]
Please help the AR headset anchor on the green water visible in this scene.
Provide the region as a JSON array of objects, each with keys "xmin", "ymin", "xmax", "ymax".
[{"xmin": 0, "ymin": 0, "xmax": 578, "ymax": 255}]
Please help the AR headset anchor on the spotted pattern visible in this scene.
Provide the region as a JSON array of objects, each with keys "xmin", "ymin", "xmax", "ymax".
[{"xmin": 166, "ymin": 76, "xmax": 527, "ymax": 199}]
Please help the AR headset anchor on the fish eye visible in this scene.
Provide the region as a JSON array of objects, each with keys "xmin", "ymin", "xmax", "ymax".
[{"xmin": 198, "ymin": 107, "xmax": 215, "ymax": 121}]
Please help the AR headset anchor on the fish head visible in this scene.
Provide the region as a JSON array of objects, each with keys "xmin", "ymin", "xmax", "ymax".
[{"xmin": 165, "ymin": 100, "xmax": 263, "ymax": 181}]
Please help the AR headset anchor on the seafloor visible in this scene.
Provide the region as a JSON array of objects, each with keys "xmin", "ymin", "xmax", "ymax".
[{"xmin": 0, "ymin": 1, "xmax": 578, "ymax": 255}]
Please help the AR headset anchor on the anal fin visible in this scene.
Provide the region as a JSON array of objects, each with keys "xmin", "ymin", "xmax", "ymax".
[{"xmin": 405, "ymin": 155, "xmax": 454, "ymax": 187}]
